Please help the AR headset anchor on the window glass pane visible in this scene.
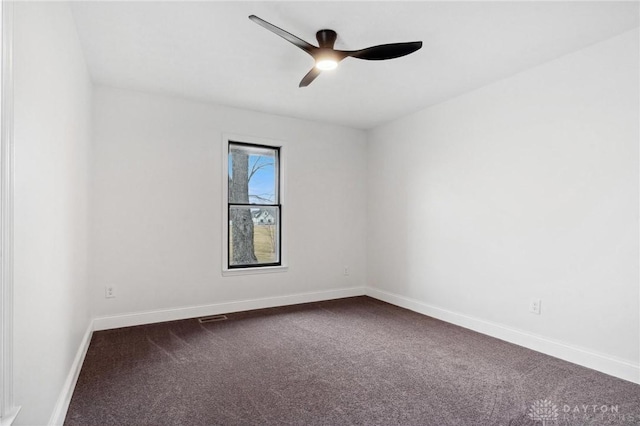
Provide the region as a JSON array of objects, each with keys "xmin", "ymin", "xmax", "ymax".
[
  {"xmin": 229, "ymin": 144, "xmax": 278, "ymax": 204},
  {"xmin": 229, "ymin": 206, "xmax": 280, "ymax": 267}
]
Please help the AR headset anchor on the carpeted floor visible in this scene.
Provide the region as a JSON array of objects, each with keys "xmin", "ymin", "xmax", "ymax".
[{"xmin": 65, "ymin": 296, "xmax": 639, "ymax": 425}]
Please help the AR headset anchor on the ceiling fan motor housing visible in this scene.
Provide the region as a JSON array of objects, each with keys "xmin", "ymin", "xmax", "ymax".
[{"xmin": 316, "ymin": 29, "xmax": 337, "ymax": 49}]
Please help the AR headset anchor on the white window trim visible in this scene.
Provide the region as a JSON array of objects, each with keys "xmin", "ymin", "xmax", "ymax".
[
  {"xmin": 221, "ymin": 134, "xmax": 288, "ymax": 276},
  {"xmin": 1, "ymin": 2, "xmax": 19, "ymax": 424}
]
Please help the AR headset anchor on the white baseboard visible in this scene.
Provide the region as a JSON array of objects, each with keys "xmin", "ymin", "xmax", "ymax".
[
  {"xmin": 366, "ymin": 287, "xmax": 640, "ymax": 384},
  {"xmin": 93, "ymin": 287, "xmax": 366, "ymax": 331},
  {"xmin": 1, "ymin": 407, "xmax": 21, "ymax": 426},
  {"xmin": 48, "ymin": 322, "xmax": 93, "ymax": 426}
]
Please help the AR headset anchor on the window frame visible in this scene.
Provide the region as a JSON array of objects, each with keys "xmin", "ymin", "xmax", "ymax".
[{"xmin": 221, "ymin": 134, "xmax": 288, "ymax": 276}]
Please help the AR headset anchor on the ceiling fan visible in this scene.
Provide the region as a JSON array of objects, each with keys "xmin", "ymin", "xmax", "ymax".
[{"xmin": 249, "ymin": 15, "xmax": 423, "ymax": 88}]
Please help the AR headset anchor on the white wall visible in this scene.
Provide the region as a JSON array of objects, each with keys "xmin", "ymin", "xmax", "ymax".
[
  {"xmin": 90, "ymin": 87, "xmax": 367, "ymax": 320},
  {"xmin": 13, "ymin": 2, "xmax": 93, "ymax": 425},
  {"xmin": 367, "ymin": 29, "xmax": 639, "ymax": 380}
]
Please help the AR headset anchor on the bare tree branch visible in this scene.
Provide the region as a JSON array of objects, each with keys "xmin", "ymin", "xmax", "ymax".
[
  {"xmin": 249, "ymin": 193, "xmax": 275, "ymax": 203},
  {"xmin": 248, "ymin": 156, "xmax": 274, "ymax": 182}
]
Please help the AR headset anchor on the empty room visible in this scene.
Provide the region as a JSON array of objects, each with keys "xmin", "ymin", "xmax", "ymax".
[{"xmin": 0, "ymin": 1, "xmax": 638, "ymax": 425}]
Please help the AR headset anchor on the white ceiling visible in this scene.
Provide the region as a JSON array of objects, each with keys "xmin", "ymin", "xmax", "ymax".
[{"xmin": 70, "ymin": 1, "xmax": 639, "ymax": 129}]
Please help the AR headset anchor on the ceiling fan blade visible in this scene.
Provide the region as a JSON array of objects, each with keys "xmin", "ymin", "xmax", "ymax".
[
  {"xmin": 249, "ymin": 15, "xmax": 317, "ymax": 56},
  {"xmin": 299, "ymin": 67, "xmax": 322, "ymax": 87},
  {"xmin": 343, "ymin": 41, "xmax": 423, "ymax": 61}
]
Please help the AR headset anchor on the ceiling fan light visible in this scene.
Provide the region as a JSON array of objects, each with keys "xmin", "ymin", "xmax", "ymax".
[{"xmin": 316, "ymin": 59, "xmax": 338, "ymax": 71}]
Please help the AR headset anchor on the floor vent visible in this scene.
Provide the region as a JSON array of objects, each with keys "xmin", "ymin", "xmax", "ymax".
[{"xmin": 198, "ymin": 314, "xmax": 228, "ymax": 323}]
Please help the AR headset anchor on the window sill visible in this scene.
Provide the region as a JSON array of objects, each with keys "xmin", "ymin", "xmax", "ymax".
[{"xmin": 222, "ymin": 265, "xmax": 288, "ymax": 277}]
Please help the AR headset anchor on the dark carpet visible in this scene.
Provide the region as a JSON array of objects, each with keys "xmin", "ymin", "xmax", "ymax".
[{"xmin": 65, "ymin": 296, "xmax": 640, "ymax": 425}]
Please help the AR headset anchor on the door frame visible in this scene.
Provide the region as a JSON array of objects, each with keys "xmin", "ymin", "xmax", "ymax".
[{"xmin": 0, "ymin": 1, "xmax": 17, "ymax": 424}]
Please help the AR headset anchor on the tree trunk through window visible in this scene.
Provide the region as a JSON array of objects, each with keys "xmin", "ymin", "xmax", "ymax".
[{"xmin": 229, "ymin": 149, "xmax": 258, "ymax": 265}]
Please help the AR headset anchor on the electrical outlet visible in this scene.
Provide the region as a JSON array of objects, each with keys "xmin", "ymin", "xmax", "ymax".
[
  {"xmin": 343, "ymin": 266, "xmax": 349, "ymax": 276},
  {"xmin": 105, "ymin": 286, "xmax": 115, "ymax": 299},
  {"xmin": 529, "ymin": 298, "xmax": 541, "ymax": 315}
]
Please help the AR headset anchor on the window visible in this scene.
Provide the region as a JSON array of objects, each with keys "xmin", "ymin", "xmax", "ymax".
[{"xmin": 224, "ymin": 139, "xmax": 284, "ymax": 272}]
